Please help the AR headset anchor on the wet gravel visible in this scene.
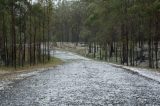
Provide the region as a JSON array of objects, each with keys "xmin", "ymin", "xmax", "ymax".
[{"xmin": 0, "ymin": 50, "xmax": 160, "ymax": 106}]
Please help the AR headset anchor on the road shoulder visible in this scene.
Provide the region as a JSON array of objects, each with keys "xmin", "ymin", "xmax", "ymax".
[{"xmin": 0, "ymin": 57, "xmax": 63, "ymax": 90}]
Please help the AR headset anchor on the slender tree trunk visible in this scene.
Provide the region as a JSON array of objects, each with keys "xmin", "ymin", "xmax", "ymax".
[
  {"xmin": 47, "ymin": 15, "xmax": 50, "ymax": 61},
  {"xmin": 19, "ymin": 6, "xmax": 22, "ymax": 67},
  {"xmin": 155, "ymin": 15, "xmax": 159, "ymax": 68},
  {"xmin": 29, "ymin": 4, "xmax": 32, "ymax": 66},
  {"xmin": 22, "ymin": 14, "xmax": 27, "ymax": 67},
  {"xmin": 33, "ymin": 17, "xmax": 36, "ymax": 65},
  {"xmin": 115, "ymin": 42, "xmax": 118, "ymax": 62},
  {"xmin": 43, "ymin": 6, "xmax": 46, "ymax": 63},
  {"xmin": 11, "ymin": 1, "xmax": 17, "ymax": 69},
  {"xmin": 100, "ymin": 45, "xmax": 102, "ymax": 60}
]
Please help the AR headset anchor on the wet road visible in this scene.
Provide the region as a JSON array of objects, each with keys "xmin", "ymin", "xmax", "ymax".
[{"xmin": 0, "ymin": 50, "xmax": 160, "ymax": 106}]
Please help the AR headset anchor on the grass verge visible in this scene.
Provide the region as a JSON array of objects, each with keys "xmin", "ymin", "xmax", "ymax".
[{"xmin": 0, "ymin": 57, "xmax": 63, "ymax": 79}]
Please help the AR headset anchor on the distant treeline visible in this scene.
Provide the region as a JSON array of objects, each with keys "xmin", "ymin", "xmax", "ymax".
[{"xmin": 54, "ymin": 0, "xmax": 160, "ymax": 68}]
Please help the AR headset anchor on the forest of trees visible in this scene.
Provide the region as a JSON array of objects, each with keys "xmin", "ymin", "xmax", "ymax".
[
  {"xmin": 0, "ymin": 0, "xmax": 160, "ymax": 69},
  {"xmin": 0, "ymin": 0, "xmax": 54, "ymax": 68},
  {"xmin": 54, "ymin": 0, "xmax": 160, "ymax": 69}
]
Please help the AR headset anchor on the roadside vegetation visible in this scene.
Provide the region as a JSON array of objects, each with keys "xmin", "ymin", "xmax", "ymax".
[
  {"xmin": 0, "ymin": 56, "xmax": 62, "ymax": 79},
  {"xmin": 54, "ymin": 0, "xmax": 160, "ymax": 69},
  {"xmin": 0, "ymin": 0, "xmax": 56, "ymax": 69},
  {"xmin": 0, "ymin": 0, "xmax": 160, "ymax": 70}
]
